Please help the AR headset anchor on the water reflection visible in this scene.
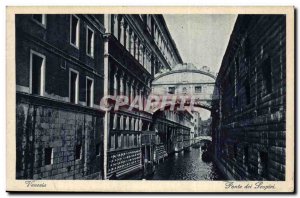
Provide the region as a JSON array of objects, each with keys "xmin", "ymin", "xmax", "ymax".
[{"xmin": 149, "ymin": 147, "xmax": 225, "ymax": 180}]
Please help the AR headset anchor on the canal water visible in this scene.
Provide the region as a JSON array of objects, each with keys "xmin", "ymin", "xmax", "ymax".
[{"xmin": 149, "ymin": 147, "xmax": 225, "ymax": 180}]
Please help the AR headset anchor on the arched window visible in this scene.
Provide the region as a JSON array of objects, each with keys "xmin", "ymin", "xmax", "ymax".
[
  {"xmin": 113, "ymin": 114, "xmax": 117, "ymax": 129},
  {"xmin": 131, "ymin": 118, "xmax": 135, "ymax": 130},
  {"xmin": 125, "ymin": 116, "xmax": 130, "ymax": 130},
  {"xmin": 120, "ymin": 115, "xmax": 124, "ymax": 130},
  {"xmin": 139, "ymin": 119, "xmax": 143, "ymax": 131},
  {"xmin": 112, "ymin": 15, "xmax": 119, "ymax": 38},
  {"xmin": 135, "ymin": 119, "xmax": 139, "ymax": 131}
]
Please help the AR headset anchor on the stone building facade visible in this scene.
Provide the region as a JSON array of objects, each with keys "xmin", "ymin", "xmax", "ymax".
[
  {"xmin": 151, "ymin": 63, "xmax": 217, "ymax": 147},
  {"xmin": 152, "ymin": 64, "xmax": 215, "ymax": 102},
  {"xmin": 152, "ymin": 110, "xmax": 193, "ymax": 154},
  {"xmin": 15, "ymin": 13, "xmax": 201, "ymax": 180},
  {"xmin": 16, "ymin": 14, "xmax": 105, "ymax": 179},
  {"xmin": 152, "ymin": 63, "xmax": 216, "ymax": 116},
  {"xmin": 199, "ymin": 118, "xmax": 212, "ymax": 136},
  {"xmin": 191, "ymin": 111, "xmax": 201, "ymax": 144},
  {"xmin": 102, "ymin": 14, "xmax": 182, "ymax": 179},
  {"xmin": 212, "ymin": 15, "xmax": 286, "ymax": 180}
]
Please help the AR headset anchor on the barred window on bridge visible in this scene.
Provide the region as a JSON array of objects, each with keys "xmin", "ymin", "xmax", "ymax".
[
  {"xmin": 195, "ymin": 86, "xmax": 202, "ymax": 93},
  {"xmin": 168, "ymin": 87, "xmax": 175, "ymax": 94}
]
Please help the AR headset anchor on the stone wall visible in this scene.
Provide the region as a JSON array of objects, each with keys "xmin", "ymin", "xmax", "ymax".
[
  {"xmin": 16, "ymin": 94, "xmax": 104, "ymax": 179},
  {"xmin": 212, "ymin": 15, "xmax": 286, "ymax": 181},
  {"xmin": 15, "ymin": 14, "xmax": 105, "ymax": 180}
]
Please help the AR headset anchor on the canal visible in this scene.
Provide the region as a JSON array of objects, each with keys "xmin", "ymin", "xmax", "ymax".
[{"xmin": 125, "ymin": 147, "xmax": 225, "ymax": 180}]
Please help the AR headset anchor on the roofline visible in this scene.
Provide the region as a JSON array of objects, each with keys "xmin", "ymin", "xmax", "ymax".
[
  {"xmin": 217, "ymin": 15, "xmax": 245, "ymax": 84},
  {"xmin": 157, "ymin": 14, "xmax": 183, "ymax": 64},
  {"xmin": 153, "ymin": 69, "xmax": 216, "ymax": 82}
]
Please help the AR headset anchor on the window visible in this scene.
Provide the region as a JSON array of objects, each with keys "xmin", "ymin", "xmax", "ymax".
[
  {"xmin": 262, "ymin": 57, "xmax": 272, "ymax": 94},
  {"xmin": 115, "ymin": 135, "xmax": 119, "ymax": 148},
  {"xmin": 131, "ymin": 118, "xmax": 135, "ymax": 130},
  {"xmin": 258, "ymin": 151, "xmax": 268, "ymax": 178},
  {"xmin": 168, "ymin": 87, "xmax": 175, "ymax": 94},
  {"xmin": 75, "ymin": 144, "xmax": 82, "ymax": 160},
  {"xmin": 125, "ymin": 116, "xmax": 130, "ymax": 130},
  {"xmin": 113, "ymin": 114, "xmax": 117, "ymax": 130},
  {"xmin": 69, "ymin": 69, "xmax": 79, "ymax": 104},
  {"xmin": 120, "ymin": 115, "xmax": 124, "ymax": 130},
  {"xmin": 134, "ymin": 135, "xmax": 137, "ymax": 146},
  {"xmin": 112, "ymin": 14, "xmax": 119, "ymax": 38},
  {"xmin": 127, "ymin": 135, "xmax": 129, "ymax": 148},
  {"xmin": 110, "ymin": 135, "xmax": 115, "ymax": 149},
  {"xmin": 142, "ymin": 121, "xmax": 148, "ymax": 131},
  {"xmin": 70, "ymin": 15, "xmax": 80, "ymax": 48},
  {"xmin": 134, "ymin": 38, "xmax": 139, "ymax": 60},
  {"xmin": 86, "ymin": 77, "xmax": 94, "ymax": 107},
  {"xmin": 44, "ymin": 147, "xmax": 53, "ymax": 165},
  {"xmin": 118, "ymin": 135, "xmax": 122, "ymax": 148},
  {"xmin": 135, "ymin": 119, "xmax": 139, "ymax": 131},
  {"xmin": 86, "ymin": 26, "xmax": 94, "ymax": 57},
  {"xmin": 146, "ymin": 15, "xmax": 152, "ymax": 31},
  {"xmin": 123, "ymin": 135, "xmax": 127, "ymax": 148},
  {"xmin": 32, "ymin": 14, "xmax": 46, "ymax": 27},
  {"xmin": 127, "ymin": 134, "xmax": 130, "ymax": 147},
  {"xmin": 96, "ymin": 143, "xmax": 101, "ymax": 156},
  {"xmin": 30, "ymin": 50, "xmax": 45, "ymax": 96},
  {"xmin": 130, "ymin": 33, "xmax": 135, "ymax": 55},
  {"xmin": 195, "ymin": 86, "xmax": 202, "ymax": 93}
]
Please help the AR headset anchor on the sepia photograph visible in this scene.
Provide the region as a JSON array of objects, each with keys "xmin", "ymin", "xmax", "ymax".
[{"xmin": 6, "ymin": 6, "xmax": 294, "ymax": 192}]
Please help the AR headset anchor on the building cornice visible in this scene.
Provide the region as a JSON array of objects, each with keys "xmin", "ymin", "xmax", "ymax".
[
  {"xmin": 82, "ymin": 14, "xmax": 106, "ymax": 34},
  {"xmin": 153, "ymin": 14, "xmax": 183, "ymax": 64}
]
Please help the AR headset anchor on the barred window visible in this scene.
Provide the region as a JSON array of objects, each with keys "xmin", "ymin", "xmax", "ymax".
[
  {"xmin": 195, "ymin": 86, "xmax": 202, "ymax": 93},
  {"xmin": 258, "ymin": 151, "xmax": 269, "ymax": 178},
  {"xmin": 44, "ymin": 147, "xmax": 53, "ymax": 165},
  {"xmin": 262, "ymin": 57, "xmax": 273, "ymax": 94},
  {"xmin": 168, "ymin": 87, "xmax": 175, "ymax": 94},
  {"xmin": 75, "ymin": 144, "xmax": 82, "ymax": 160}
]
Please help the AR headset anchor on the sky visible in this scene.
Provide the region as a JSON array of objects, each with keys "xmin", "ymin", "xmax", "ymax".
[
  {"xmin": 164, "ymin": 14, "xmax": 237, "ymax": 73},
  {"xmin": 163, "ymin": 14, "xmax": 237, "ymax": 119}
]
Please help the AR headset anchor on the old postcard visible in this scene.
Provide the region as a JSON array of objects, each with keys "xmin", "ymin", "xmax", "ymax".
[{"xmin": 6, "ymin": 6, "xmax": 294, "ymax": 192}]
